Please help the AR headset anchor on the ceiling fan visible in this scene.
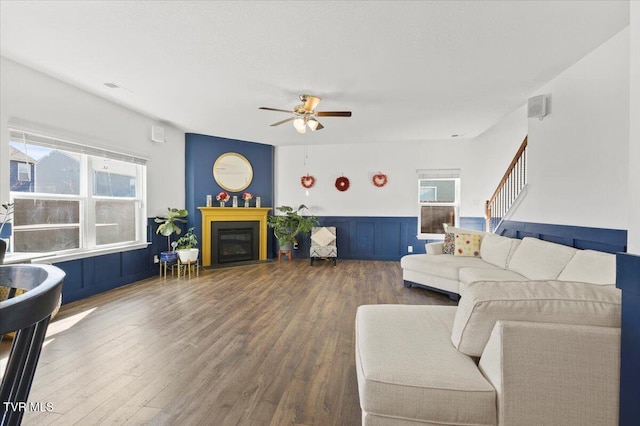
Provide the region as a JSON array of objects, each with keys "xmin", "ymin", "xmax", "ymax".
[{"xmin": 259, "ymin": 94, "xmax": 352, "ymax": 133}]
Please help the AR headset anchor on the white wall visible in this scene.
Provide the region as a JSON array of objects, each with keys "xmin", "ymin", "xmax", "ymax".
[
  {"xmin": 510, "ymin": 28, "xmax": 630, "ymax": 230},
  {"xmin": 629, "ymin": 3, "xmax": 640, "ymax": 254},
  {"xmin": 0, "ymin": 57, "xmax": 185, "ymax": 217},
  {"xmin": 275, "ymin": 106, "xmax": 527, "ymax": 218}
]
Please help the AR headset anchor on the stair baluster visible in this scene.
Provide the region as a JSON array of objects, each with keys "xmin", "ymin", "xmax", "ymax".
[{"xmin": 485, "ymin": 136, "xmax": 528, "ymax": 232}]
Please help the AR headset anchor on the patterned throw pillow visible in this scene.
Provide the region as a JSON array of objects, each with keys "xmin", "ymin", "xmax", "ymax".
[
  {"xmin": 454, "ymin": 233, "xmax": 481, "ymax": 257},
  {"xmin": 443, "ymin": 232, "xmax": 455, "ymax": 254}
]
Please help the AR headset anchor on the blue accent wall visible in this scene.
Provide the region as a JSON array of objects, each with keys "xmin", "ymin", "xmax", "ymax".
[
  {"xmin": 616, "ymin": 253, "xmax": 640, "ymax": 425},
  {"xmin": 496, "ymin": 220, "xmax": 627, "ymax": 253},
  {"xmin": 184, "ymin": 133, "xmax": 275, "ymax": 257}
]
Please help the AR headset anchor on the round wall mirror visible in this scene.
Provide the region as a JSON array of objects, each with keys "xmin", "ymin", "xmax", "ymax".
[{"xmin": 213, "ymin": 152, "xmax": 253, "ymax": 192}]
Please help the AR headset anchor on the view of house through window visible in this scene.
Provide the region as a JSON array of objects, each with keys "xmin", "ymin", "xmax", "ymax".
[
  {"xmin": 8, "ymin": 130, "xmax": 146, "ymax": 254},
  {"xmin": 417, "ymin": 170, "xmax": 460, "ymax": 238}
]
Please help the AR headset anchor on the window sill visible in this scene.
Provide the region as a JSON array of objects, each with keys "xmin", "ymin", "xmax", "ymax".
[
  {"xmin": 27, "ymin": 242, "xmax": 150, "ymax": 264},
  {"xmin": 417, "ymin": 234, "xmax": 446, "ymax": 240}
]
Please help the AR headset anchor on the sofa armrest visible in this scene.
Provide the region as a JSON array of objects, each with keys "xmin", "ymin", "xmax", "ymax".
[
  {"xmin": 479, "ymin": 320, "xmax": 620, "ymax": 426},
  {"xmin": 425, "ymin": 242, "xmax": 444, "ymax": 255}
]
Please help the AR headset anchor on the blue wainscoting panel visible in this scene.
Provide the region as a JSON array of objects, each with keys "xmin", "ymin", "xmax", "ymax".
[
  {"xmin": 287, "ymin": 216, "xmax": 488, "ymax": 261},
  {"xmin": 333, "ymin": 221, "xmax": 351, "ymax": 255},
  {"xmin": 284, "ymin": 216, "xmax": 484, "ymax": 261},
  {"xmin": 617, "ymin": 253, "xmax": 640, "ymax": 426},
  {"xmin": 381, "ymin": 222, "xmax": 402, "ymax": 256},
  {"xmin": 55, "ymin": 244, "xmax": 155, "ymax": 304},
  {"xmin": 496, "ymin": 220, "xmax": 627, "ymax": 253},
  {"xmin": 55, "ymin": 260, "xmax": 83, "ymax": 300},
  {"xmin": 284, "ymin": 217, "xmax": 626, "ymax": 261},
  {"xmin": 356, "ymin": 222, "xmax": 375, "ymax": 255}
]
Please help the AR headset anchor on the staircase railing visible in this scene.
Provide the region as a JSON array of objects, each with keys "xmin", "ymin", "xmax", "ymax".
[{"xmin": 485, "ymin": 136, "xmax": 528, "ymax": 232}]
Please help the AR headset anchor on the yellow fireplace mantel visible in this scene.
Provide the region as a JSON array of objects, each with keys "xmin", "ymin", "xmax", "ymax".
[{"xmin": 198, "ymin": 207, "xmax": 271, "ymax": 267}]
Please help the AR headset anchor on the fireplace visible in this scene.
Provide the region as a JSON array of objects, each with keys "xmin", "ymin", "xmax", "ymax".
[
  {"xmin": 198, "ymin": 206, "xmax": 271, "ymax": 267},
  {"xmin": 211, "ymin": 221, "xmax": 260, "ymax": 266}
]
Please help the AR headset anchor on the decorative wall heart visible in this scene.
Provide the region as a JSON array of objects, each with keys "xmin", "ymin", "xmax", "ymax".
[
  {"xmin": 301, "ymin": 174, "xmax": 316, "ymax": 188},
  {"xmin": 373, "ymin": 173, "xmax": 388, "ymax": 187}
]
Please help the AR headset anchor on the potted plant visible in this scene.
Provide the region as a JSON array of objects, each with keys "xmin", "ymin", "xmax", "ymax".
[
  {"xmin": 154, "ymin": 207, "xmax": 188, "ymax": 263},
  {"xmin": 267, "ymin": 205, "xmax": 318, "ymax": 253},
  {"xmin": 175, "ymin": 227, "xmax": 199, "ymax": 263},
  {"xmin": 0, "ymin": 202, "xmax": 14, "ymax": 264}
]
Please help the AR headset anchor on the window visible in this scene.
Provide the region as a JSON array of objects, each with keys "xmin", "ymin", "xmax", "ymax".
[
  {"xmin": 417, "ymin": 169, "xmax": 460, "ymax": 239},
  {"xmin": 8, "ymin": 130, "xmax": 147, "ymax": 254},
  {"xmin": 17, "ymin": 162, "xmax": 31, "ymax": 182}
]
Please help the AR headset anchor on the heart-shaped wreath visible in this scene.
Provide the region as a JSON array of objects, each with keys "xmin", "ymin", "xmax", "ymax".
[
  {"xmin": 372, "ymin": 173, "xmax": 388, "ymax": 187},
  {"xmin": 301, "ymin": 174, "xmax": 316, "ymax": 189},
  {"xmin": 335, "ymin": 176, "xmax": 350, "ymax": 192}
]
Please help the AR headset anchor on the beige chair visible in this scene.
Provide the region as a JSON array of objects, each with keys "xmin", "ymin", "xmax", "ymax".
[{"xmin": 310, "ymin": 226, "xmax": 337, "ymax": 266}]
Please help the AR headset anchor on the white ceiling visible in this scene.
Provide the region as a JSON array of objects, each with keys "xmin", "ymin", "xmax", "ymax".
[{"xmin": 0, "ymin": 1, "xmax": 630, "ymax": 146}]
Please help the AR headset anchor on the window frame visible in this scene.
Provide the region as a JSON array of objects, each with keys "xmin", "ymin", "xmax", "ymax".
[
  {"xmin": 416, "ymin": 170, "xmax": 461, "ymax": 240},
  {"xmin": 8, "ymin": 129, "xmax": 148, "ymax": 256}
]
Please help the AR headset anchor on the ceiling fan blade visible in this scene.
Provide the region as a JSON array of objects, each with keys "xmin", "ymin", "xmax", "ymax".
[
  {"xmin": 302, "ymin": 95, "xmax": 321, "ymax": 112},
  {"xmin": 259, "ymin": 107, "xmax": 294, "ymax": 113},
  {"xmin": 316, "ymin": 111, "xmax": 352, "ymax": 117},
  {"xmin": 314, "ymin": 122, "xmax": 324, "ymax": 131},
  {"xmin": 270, "ymin": 117, "xmax": 295, "ymax": 127}
]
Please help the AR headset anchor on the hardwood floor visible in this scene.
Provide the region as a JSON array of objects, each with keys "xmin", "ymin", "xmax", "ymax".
[{"xmin": 2, "ymin": 259, "xmax": 455, "ymax": 426}]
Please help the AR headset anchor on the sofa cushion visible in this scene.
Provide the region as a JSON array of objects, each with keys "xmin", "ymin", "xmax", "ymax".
[
  {"xmin": 446, "ymin": 226, "xmax": 488, "ymax": 241},
  {"xmin": 557, "ymin": 249, "xmax": 616, "ymax": 285},
  {"xmin": 458, "ymin": 267, "xmax": 528, "ymax": 287},
  {"xmin": 401, "ymin": 254, "xmax": 496, "ymax": 281},
  {"xmin": 507, "ymin": 237, "xmax": 577, "ymax": 280},
  {"xmin": 356, "ymin": 305, "xmax": 496, "ymax": 425},
  {"xmin": 454, "ymin": 233, "xmax": 481, "ymax": 257},
  {"xmin": 443, "ymin": 232, "xmax": 455, "ymax": 254},
  {"xmin": 451, "ymin": 280, "xmax": 622, "ymax": 357},
  {"xmin": 480, "ymin": 234, "xmax": 521, "ymax": 269}
]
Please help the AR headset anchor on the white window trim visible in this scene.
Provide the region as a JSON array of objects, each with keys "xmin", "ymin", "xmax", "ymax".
[
  {"xmin": 416, "ymin": 169, "xmax": 461, "ymax": 240},
  {"xmin": 34, "ymin": 242, "xmax": 150, "ymax": 264},
  {"xmin": 8, "ymin": 128, "xmax": 148, "ymax": 255}
]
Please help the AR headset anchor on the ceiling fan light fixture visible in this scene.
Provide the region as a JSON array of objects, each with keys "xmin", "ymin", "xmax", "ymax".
[
  {"xmin": 293, "ymin": 117, "xmax": 307, "ymax": 133},
  {"xmin": 260, "ymin": 94, "xmax": 351, "ymax": 133},
  {"xmin": 307, "ymin": 117, "xmax": 320, "ymax": 131}
]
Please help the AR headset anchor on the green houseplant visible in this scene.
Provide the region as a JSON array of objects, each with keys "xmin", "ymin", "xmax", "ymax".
[
  {"xmin": 267, "ymin": 205, "xmax": 318, "ymax": 252},
  {"xmin": 175, "ymin": 227, "xmax": 199, "ymax": 263},
  {"xmin": 154, "ymin": 207, "xmax": 188, "ymax": 262}
]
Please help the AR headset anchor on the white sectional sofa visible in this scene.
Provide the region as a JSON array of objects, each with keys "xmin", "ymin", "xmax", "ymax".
[
  {"xmin": 356, "ymin": 230, "xmax": 622, "ymax": 425},
  {"xmin": 401, "ymin": 228, "xmax": 617, "ymax": 299}
]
